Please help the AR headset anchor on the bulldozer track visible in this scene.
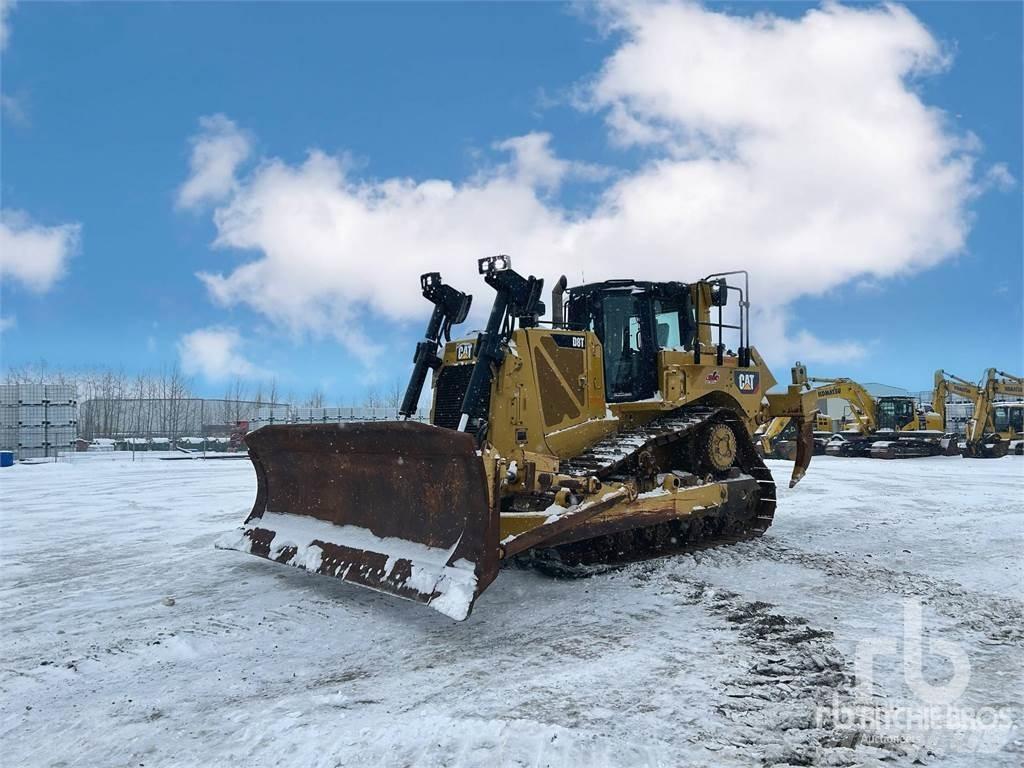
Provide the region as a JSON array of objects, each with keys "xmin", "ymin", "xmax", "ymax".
[{"xmin": 533, "ymin": 406, "xmax": 777, "ymax": 569}]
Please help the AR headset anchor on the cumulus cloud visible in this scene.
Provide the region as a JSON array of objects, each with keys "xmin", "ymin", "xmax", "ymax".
[
  {"xmin": 0, "ymin": 210, "xmax": 80, "ymax": 292},
  {"xmin": 178, "ymin": 327, "xmax": 263, "ymax": 381},
  {"xmin": 186, "ymin": 2, "xmax": 995, "ymax": 369},
  {"xmin": 983, "ymin": 163, "xmax": 1016, "ymax": 193},
  {"xmin": 0, "ymin": 315, "xmax": 15, "ymax": 334},
  {"xmin": 177, "ymin": 114, "xmax": 252, "ymax": 210},
  {"xmin": 493, "ymin": 133, "xmax": 610, "ymax": 191}
]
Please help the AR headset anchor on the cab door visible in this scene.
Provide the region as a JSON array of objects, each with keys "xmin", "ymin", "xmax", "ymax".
[{"xmin": 596, "ymin": 292, "xmax": 657, "ymax": 403}]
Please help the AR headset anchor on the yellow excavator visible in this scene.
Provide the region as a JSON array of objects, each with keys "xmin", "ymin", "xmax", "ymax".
[
  {"xmin": 793, "ymin": 376, "xmax": 953, "ymax": 459},
  {"xmin": 991, "ymin": 400, "xmax": 1024, "ymax": 455},
  {"xmin": 761, "ymin": 376, "xmax": 950, "ymax": 460},
  {"xmin": 975, "ymin": 370, "xmax": 1024, "ymax": 457},
  {"xmin": 937, "ymin": 369, "xmax": 1024, "ymax": 458},
  {"xmin": 757, "ymin": 375, "xmax": 951, "ymax": 460},
  {"xmin": 218, "ymin": 258, "xmax": 818, "ymax": 619},
  {"xmin": 756, "ymin": 413, "xmax": 834, "ymax": 460}
]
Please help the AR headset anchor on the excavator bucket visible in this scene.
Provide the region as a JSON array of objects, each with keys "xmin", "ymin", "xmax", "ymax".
[{"xmin": 216, "ymin": 421, "xmax": 500, "ymax": 620}]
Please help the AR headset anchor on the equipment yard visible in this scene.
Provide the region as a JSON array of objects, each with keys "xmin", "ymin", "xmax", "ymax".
[{"xmin": 2, "ymin": 454, "xmax": 1020, "ymax": 767}]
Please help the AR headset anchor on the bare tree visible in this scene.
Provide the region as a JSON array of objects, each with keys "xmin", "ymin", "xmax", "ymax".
[
  {"xmin": 364, "ymin": 386, "xmax": 381, "ymax": 408},
  {"xmin": 384, "ymin": 379, "xmax": 403, "ymax": 409},
  {"xmin": 224, "ymin": 376, "xmax": 249, "ymax": 424}
]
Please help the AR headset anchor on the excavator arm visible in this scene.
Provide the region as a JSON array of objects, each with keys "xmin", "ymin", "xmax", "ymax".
[
  {"xmin": 933, "ymin": 370, "xmax": 980, "ymax": 433},
  {"xmin": 758, "ymin": 416, "xmax": 791, "ymax": 456},
  {"xmin": 763, "ymin": 371, "xmax": 904, "ymax": 476},
  {"xmin": 806, "ymin": 376, "xmax": 876, "ymax": 435},
  {"xmin": 963, "ymin": 370, "xmax": 1024, "ymax": 457}
]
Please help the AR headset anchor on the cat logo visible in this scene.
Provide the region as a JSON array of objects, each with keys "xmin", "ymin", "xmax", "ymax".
[
  {"xmin": 456, "ymin": 342, "xmax": 474, "ymax": 361},
  {"xmin": 704, "ymin": 370, "xmax": 720, "ymax": 385},
  {"xmin": 734, "ymin": 371, "xmax": 760, "ymax": 393}
]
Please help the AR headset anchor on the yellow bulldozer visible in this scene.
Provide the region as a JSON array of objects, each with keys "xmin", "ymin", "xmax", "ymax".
[{"xmin": 219, "ymin": 258, "xmax": 818, "ymax": 620}]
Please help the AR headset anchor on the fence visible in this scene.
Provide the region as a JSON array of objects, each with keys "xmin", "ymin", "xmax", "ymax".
[
  {"xmin": 0, "ymin": 384, "xmax": 78, "ymax": 459},
  {"xmin": 77, "ymin": 398, "xmax": 288, "ymax": 442},
  {"xmin": 248, "ymin": 406, "xmax": 430, "ymax": 430}
]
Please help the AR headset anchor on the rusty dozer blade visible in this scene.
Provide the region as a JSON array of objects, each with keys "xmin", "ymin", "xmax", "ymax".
[
  {"xmin": 216, "ymin": 422, "xmax": 500, "ymax": 621},
  {"xmin": 789, "ymin": 416, "xmax": 815, "ymax": 488}
]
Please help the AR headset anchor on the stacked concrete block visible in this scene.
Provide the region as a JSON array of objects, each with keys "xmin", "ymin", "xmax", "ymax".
[{"xmin": 0, "ymin": 383, "xmax": 79, "ymax": 459}]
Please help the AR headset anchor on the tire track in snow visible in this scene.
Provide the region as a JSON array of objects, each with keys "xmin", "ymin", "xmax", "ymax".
[
  {"xmin": 752, "ymin": 541, "xmax": 1024, "ymax": 648},
  {"xmin": 626, "ymin": 562, "xmax": 928, "ymax": 767}
]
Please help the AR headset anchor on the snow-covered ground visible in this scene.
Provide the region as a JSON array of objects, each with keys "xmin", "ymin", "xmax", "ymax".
[{"xmin": 1, "ymin": 453, "xmax": 1021, "ymax": 767}]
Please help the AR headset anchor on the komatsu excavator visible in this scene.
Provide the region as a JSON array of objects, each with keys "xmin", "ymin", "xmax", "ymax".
[
  {"xmin": 754, "ymin": 375, "xmax": 949, "ymax": 460},
  {"xmin": 781, "ymin": 376, "xmax": 954, "ymax": 459},
  {"xmin": 219, "ymin": 258, "xmax": 818, "ymax": 620},
  {"xmin": 991, "ymin": 401, "xmax": 1024, "ymax": 455},
  {"xmin": 937, "ymin": 369, "xmax": 1024, "ymax": 458}
]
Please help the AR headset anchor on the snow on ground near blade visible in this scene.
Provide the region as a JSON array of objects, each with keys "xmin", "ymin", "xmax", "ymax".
[{"xmin": 1, "ymin": 453, "xmax": 1021, "ymax": 767}]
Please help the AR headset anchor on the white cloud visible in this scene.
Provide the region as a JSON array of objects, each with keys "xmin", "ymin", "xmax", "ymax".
[
  {"xmin": 186, "ymin": 2, "xmax": 996, "ymax": 371},
  {"xmin": 0, "ymin": 0, "xmax": 15, "ymax": 52},
  {"xmin": 1, "ymin": 93, "xmax": 27, "ymax": 125},
  {"xmin": 493, "ymin": 133, "xmax": 609, "ymax": 191},
  {"xmin": 0, "ymin": 315, "xmax": 15, "ymax": 334},
  {"xmin": 178, "ymin": 327, "xmax": 263, "ymax": 381},
  {"xmin": 756, "ymin": 307, "xmax": 868, "ymax": 367},
  {"xmin": 176, "ymin": 114, "xmax": 252, "ymax": 210},
  {"xmin": 983, "ymin": 163, "xmax": 1016, "ymax": 192},
  {"xmin": 0, "ymin": 210, "xmax": 80, "ymax": 292}
]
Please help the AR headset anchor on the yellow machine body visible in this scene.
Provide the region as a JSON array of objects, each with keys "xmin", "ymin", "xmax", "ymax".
[{"xmin": 222, "ymin": 261, "xmax": 817, "ymax": 620}]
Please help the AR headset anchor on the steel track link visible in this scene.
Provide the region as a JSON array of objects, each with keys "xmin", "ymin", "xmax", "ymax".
[{"xmin": 535, "ymin": 405, "xmax": 777, "ymax": 568}]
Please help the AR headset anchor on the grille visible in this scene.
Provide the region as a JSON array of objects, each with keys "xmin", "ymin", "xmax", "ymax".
[{"xmin": 432, "ymin": 364, "xmax": 474, "ymax": 429}]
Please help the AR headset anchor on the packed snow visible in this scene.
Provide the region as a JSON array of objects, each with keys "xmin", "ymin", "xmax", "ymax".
[{"xmin": 1, "ymin": 452, "xmax": 1021, "ymax": 767}]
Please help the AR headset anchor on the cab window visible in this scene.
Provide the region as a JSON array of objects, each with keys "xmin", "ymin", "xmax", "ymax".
[
  {"xmin": 652, "ymin": 299, "xmax": 694, "ymax": 350},
  {"xmin": 994, "ymin": 405, "xmax": 1024, "ymax": 434}
]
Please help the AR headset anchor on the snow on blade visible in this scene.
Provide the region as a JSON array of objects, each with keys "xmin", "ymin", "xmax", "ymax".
[{"xmin": 215, "ymin": 512, "xmax": 478, "ymax": 621}]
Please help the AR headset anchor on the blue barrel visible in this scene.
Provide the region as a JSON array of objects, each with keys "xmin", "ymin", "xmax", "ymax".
[{"xmin": 0, "ymin": 451, "xmax": 13, "ymax": 468}]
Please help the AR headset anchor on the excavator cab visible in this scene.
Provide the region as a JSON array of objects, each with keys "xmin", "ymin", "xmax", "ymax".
[
  {"xmin": 993, "ymin": 403, "xmax": 1024, "ymax": 435},
  {"xmin": 875, "ymin": 396, "xmax": 917, "ymax": 431}
]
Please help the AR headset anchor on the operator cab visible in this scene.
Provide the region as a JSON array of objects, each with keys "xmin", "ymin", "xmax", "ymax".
[
  {"xmin": 565, "ymin": 281, "xmax": 696, "ymax": 403},
  {"xmin": 875, "ymin": 396, "xmax": 916, "ymax": 431},
  {"xmin": 993, "ymin": 402, "xmax": 1024, "ymax": 435}
]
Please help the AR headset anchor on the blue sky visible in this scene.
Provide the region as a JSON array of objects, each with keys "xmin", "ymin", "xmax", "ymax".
[{"xmin": 1, "ymin": 1, "xmax": 1020, "ymax": 402}]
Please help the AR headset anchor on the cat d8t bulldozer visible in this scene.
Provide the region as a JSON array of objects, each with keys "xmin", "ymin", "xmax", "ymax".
[{"xmin": 219, "ymin": 257, "xmax": 818, "ymax": 620}]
